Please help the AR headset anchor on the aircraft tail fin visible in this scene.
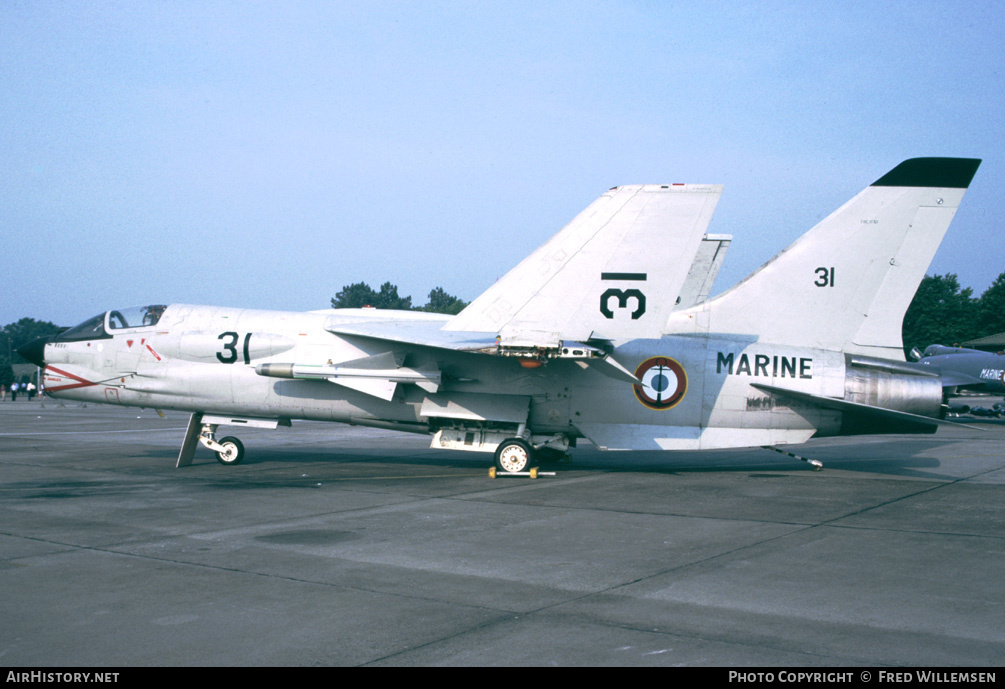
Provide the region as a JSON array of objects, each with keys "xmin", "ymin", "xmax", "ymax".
[
  {"xmin": 444, "ymin": 184, "xmax": 723, "ymax": 344},
  {"xmin": 667, "ymin": 158, "xmax": 981, "ymax": 359}
]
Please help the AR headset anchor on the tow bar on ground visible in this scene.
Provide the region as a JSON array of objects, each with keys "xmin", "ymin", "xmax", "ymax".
[{"xmin": 488, "ymin": 467, "xmax": 558, "ymax": 479}]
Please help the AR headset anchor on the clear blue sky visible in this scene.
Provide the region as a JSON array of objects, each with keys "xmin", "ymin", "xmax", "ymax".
[{"xmin": 3, "ymin": 1, "xmax": 1002, "ymax": 327}]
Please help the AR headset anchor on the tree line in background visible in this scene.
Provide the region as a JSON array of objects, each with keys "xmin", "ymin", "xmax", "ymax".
[
  {"xmin": 1, "ymin": 317, "xmax": 67, "ymax": 386},
  {"xmin": 330, "ymin": 282, "xmax": 469, "ymax": 315},
  {"xmin": 2, "ymin": 273, "xmax": 1003, "ymax": 386},
  {"xmin": 901, "ymin": 272, "xmax": 1005, "ymax": 355}
]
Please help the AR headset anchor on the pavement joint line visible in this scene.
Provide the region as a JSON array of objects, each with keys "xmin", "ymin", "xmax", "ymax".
[
  {"xmin": 2, "ymin": 531, "xmax": 534, "ymax": 620},
  {"xmin": 809, "ymin": 460, "xmax": 1005, "ymax": 529},
  {"xmin": 0, "ymin": 525, "xmax": 978, "ymax": 668},
  {"xmin": 490, "ymin": 462, "xmax": 1005, "ymax": 620},
  {"xmin": 0, "ymin": 428, "xmax": 190, "ymax": 436}
]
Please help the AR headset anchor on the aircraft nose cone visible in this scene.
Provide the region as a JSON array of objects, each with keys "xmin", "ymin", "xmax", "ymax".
[{"xmin": 17, "ymin": 337, "xmax": 50, "ymax": 368}]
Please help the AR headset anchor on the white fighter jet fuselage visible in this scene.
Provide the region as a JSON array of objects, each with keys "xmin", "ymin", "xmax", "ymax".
[{"xmin": 22, "ymin": 158, "xmax": 982, "ymax": 472}]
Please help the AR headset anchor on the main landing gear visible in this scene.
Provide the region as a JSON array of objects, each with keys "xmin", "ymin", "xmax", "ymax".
[
  {"xmin": 432, "ymin": 425, "xmax": 568, "ymax": 478},
  {"xmin": 488, "ymin": 438, "xmax": 562, "ymax": 479},
  {"xmin": 494, "ymin": 438, "xmax": 534, "ymax": 473},
  {"xmin": 484, "ymin": 425, "xmax": 573, "ymax": 479}
]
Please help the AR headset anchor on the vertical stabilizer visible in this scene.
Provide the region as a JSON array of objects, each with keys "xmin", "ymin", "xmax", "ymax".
[{"xmin": 667, "ymin": 158, "xmax": 981, "ymax": 359}]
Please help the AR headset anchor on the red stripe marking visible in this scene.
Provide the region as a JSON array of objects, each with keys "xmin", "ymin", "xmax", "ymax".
[{"xmin": 44, "ymin": 366, "xmax": 98, "ymax": 392}]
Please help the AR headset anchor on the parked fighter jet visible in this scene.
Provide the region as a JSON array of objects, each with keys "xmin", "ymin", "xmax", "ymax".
[
  {"xmin": 912, "ymin": 344, "xmax": 1005, "ymax": 394},
  {"xmin": 19, "ymin": 158, "xmax": 981, "ymax": 472}
]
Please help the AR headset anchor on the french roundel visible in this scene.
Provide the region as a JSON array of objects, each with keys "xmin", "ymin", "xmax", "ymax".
[{"xmin": 633, "ymin": 356, "xmax": 687, "ymax": 410}]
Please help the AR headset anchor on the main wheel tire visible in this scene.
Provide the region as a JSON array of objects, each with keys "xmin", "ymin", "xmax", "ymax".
[
  {"xmin": 216, "ymin": 436, "xmax": 245, "ymax": 465},
  {"xmin": 494, "ymin": 438, "xmax": 533, "ymax": 473}
]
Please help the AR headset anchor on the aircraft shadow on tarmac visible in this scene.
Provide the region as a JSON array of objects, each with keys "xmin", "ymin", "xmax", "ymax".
[{"xmin": 134, "ymin": 431, "xmax": 989, "ymax": 482}]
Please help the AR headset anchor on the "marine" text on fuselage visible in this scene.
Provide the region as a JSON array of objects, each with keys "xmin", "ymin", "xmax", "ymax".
[{"xmin": 716, "ymin": 352, "xmax": 812, "ymax": 379}]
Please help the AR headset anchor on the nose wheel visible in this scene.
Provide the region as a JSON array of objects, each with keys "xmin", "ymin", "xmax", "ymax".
[
  {"xmin": 176, "ymin": 413, "xmax": 253, "ymax": 468},
  {"xmin": 197, "ymin": 423, "xmax": 246, "ymax": 465},
  {"xmin": 214, "ymin": 436, "xmax": 245, "ymax": 465}
]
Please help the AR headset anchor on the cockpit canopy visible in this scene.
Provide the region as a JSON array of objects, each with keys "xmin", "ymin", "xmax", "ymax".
[
  {"xmin": 921, "ymin": 344, "xmax": 963, "ymax": 358},
  {"xmin": 58, "ymin": 305, "xmax": 167, "ymax": 341},
  {"xmin": 106, "ymin": 305, "xmax": 167, "ymax": 330}
]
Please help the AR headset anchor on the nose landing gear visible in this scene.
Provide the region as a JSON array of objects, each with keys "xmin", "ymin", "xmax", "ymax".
[
  {"xmin": 213, "ymin": 436, "xmax": 245, "ymax": 465},
  {"xmin": 197, "ymin": 424, "xmax": 246, "ymax": 465},
  {"xmin": 176, "ymin": 412, "xmax": 250, "ymax": 467}
]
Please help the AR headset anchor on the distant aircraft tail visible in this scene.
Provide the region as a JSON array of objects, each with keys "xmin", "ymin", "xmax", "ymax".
[
  {"xmin": 667, "ymin": 158, "xmax": 981, "ymax": 360},
  {"xmin": 444, "ymin": 184, "xmax": 723, "ymax": 344}
]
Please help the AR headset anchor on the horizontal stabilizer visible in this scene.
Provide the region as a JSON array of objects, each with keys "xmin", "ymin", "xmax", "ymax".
[{"xmin": 751, "ymin": 383, "xmax": 977, "ymax": 431}]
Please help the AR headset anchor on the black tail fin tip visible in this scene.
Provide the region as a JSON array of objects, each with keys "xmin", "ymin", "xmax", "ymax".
[{"xmin": 872, "ymin": 157, "xmax": 981, "ymax": 189}]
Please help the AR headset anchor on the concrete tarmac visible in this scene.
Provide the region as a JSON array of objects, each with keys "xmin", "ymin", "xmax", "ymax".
[{"xmin": 1, "ymin": 400, "xmax": 1003, "ymax": 666}]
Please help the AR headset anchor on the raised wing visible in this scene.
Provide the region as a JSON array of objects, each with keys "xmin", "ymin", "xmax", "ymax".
[{"xmin": 444, "ymin": 184, "xmax": 723, "ymax": 345}]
